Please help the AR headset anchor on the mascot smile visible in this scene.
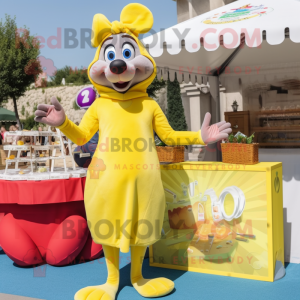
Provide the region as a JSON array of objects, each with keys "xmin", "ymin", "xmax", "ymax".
[{"xmin": 35, "ymin": 3, "xmax": 231, "ymax": 300}]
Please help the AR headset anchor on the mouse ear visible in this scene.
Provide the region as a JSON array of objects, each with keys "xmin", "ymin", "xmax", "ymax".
[
  {"xmin": 120, "ymin": 3, "xmax": 153, "ymax": 36},
  {"xmin": 91, "ymin": 14, "xmax": 112, "ymax": 48}
]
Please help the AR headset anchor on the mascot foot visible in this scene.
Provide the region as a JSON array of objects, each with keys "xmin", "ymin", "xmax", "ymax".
[
  {"xmin": 132, "ymin": 277, "xmax": 175, "ymax": 298},
  {"xmin": 74, "ymin": 284, "xmax": 118, "ymax": 300}
]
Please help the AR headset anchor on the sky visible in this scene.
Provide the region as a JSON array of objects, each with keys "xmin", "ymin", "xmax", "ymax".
[{"xmin": 1, "ymin": 0, "xmax": 177, "ymax": 73}]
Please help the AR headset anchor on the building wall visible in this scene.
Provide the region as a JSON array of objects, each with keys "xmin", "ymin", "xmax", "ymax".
[
  {"xmin": 219, "ymin": 77, "xmax": 243, "ymax": 120},
  {"xmin": 182, "ymin": 94, "xmax": 191, "ymax": 130},
  {"xmin": 176, "ymin": 0, "xmax": 190, "ymax": 23}
]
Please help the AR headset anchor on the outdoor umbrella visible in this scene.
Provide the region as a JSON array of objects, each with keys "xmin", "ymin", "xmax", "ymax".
[{"xmin": 0, "ymin": 107, "xmax": 16, "ymax": 122}]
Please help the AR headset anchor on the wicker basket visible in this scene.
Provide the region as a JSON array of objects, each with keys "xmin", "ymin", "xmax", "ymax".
[
  {"xmin": 156, "ymin": 146, "xmax": 185, "ymax": 163},
  {"xmin": 221, "ymin": 143, "xmax": 259, "ymax": 165},
  {"xmin": 0, "ymin": 146, "xmax": 6, "ymax": 167}
]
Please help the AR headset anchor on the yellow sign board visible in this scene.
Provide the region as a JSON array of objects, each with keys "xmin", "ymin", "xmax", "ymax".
[{"xmin": 150, "ymin": 162, "xmax": 284, "ymax": 282}]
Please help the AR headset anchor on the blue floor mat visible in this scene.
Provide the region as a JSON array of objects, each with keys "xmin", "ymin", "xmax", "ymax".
[{"xmin": 0, "ymin": 249, "xmax": 300, "ymax": 300}]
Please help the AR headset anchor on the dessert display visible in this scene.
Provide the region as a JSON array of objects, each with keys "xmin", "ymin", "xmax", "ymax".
[
  {"xmin": 249, "ymin": 85, "xmax": 300, "ymax": 147},
  {"xmin": 38, "ymin": 167, "xmax": 47, "ymax": 173},
  {"xmin": 243, "ymin": 78, "xmax": 300, "ymax": 147},
  {"xmin": 0, "ymin": 128, "xmax": 86, "ymax": 181},
  {"xmin": 253, "ymin": 109, "xmax": 300, "ymax": 147},
  {"xmin": 6, "ymin": 155, "xmax": 15, "ymax": 160}
]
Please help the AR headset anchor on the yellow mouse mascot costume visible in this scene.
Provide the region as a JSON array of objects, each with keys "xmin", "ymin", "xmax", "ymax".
[{"xmin": 35, "ymin": 3, "xmax": 231, "ymax": 300}]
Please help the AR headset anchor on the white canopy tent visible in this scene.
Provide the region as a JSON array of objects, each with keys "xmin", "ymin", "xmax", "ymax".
[
  {"xmin": 142, "ymin": 0, "xmax": 300, "ymax": 83},
  {"xmin": 142, "ymin": 0, "xmax": 300, "ymax": 154}
]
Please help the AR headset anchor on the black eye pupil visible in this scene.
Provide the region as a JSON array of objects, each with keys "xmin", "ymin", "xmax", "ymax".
[
  {"xmin": 125, "ymin": 51, "xmax": 130, "ymax": 57},
  {"xmin": 109, "ymin": 53, "xmax": 114, "ymax": 59}
]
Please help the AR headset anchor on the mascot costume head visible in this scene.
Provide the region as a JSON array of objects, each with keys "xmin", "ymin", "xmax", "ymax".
[
  {"xmin": 34, "ymin": 3, "xmax": 231, "ymax": 300},
  {"xmin": 88, "ymin": 3, "xmax": 156, "ymax": 101}
]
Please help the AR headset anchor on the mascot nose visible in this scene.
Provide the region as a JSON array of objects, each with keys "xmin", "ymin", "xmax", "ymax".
[{"xmin": 110, "ymin": 60, "xmax": 127, "ymax": 74}]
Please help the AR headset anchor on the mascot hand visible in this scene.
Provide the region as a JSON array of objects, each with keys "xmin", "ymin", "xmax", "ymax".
[
  {"xmin": 201, "ymin": 112, "xmax": 232, "ymax": 144},
  {"xmin": 34, "ymin": 97, "xmax": 66, "ymax": 127}
]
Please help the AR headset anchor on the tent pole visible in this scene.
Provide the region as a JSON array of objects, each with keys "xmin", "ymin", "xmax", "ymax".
[
  {"xmin": 215, "ymin": 75, "xmax": 221, "ymax": 162},
  {"xmin": 209, "ymin": 75, "xmax": 222, "ymax": 162},
  {"xmin": 215, "ymin": 75, "xmax": 221, "ymax": 122}
]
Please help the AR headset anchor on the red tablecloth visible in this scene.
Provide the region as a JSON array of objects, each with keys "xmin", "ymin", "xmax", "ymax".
[
  {"xmin": 0, "ymin": 177, "xmax": 86, "ymax": 205},
  {"xmin": 0, "ymin": 176, "xmax": 104, "ymax": 266}
]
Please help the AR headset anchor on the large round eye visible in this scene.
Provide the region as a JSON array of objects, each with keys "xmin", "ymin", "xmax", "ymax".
[
  {"xmin": 122, "ymin": 43, "xmax": 134, "ymax": 60},
  {"xmin": 105, "ymin": 46, "xmax": 116, "ymax": 61}
]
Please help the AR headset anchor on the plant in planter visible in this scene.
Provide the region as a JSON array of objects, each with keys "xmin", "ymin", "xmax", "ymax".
[
  {"xmin": 227, "ymin": 132, "xmax": 255, "ymax": 144},
  {"xmin": 232, "ymin": 100, "xmax": 239, "ymax": 112},
  {"xmin": 155, "ymin": 73, "xmax": 187, "ymax": 163}
]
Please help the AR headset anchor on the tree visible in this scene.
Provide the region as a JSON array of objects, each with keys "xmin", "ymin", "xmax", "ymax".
[
  {"xmin": 21, "ymin": 115, "xmax": 37, "ymax": 130},
  {"xmin": 166, "ymin": 73, "xmax": 187, "ymax": 131},
  {"xmin": 67, "ymin": 67, "xmax": 90, "ymax": 85},
  {"xmin": 50, "ymin": 66, "xmax": 71, "ymax": 86},
  {"xmin": 0, "ymin": 15, "xmax": 42, "ymax": 128},
  {"xmin": 147, "ymin": 77, "xmax": 166, "ymax": 99}
]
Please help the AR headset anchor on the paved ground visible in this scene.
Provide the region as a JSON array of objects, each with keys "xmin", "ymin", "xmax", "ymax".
[{"xmin": 0, "ymin": 294, "xmax": 44, "ymax": 300}]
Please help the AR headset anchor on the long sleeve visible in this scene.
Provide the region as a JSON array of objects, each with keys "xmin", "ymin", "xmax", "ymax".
[
  {"xmin": 57, "ymin": 101, "xmax": 99, "ymax": 146},
  {"xmin": 152, "ymin": 101, "xmax": 205, "ymax": 146}
]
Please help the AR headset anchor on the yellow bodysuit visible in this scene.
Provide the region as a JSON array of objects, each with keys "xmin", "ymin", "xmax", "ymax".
[
  {"xmin": 58, "ymin": 96, "xmax": 204, "ymax": 253},
  {"xmin": 56, "ymin": 3, "xmax": 205, "ymax": 255}
]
